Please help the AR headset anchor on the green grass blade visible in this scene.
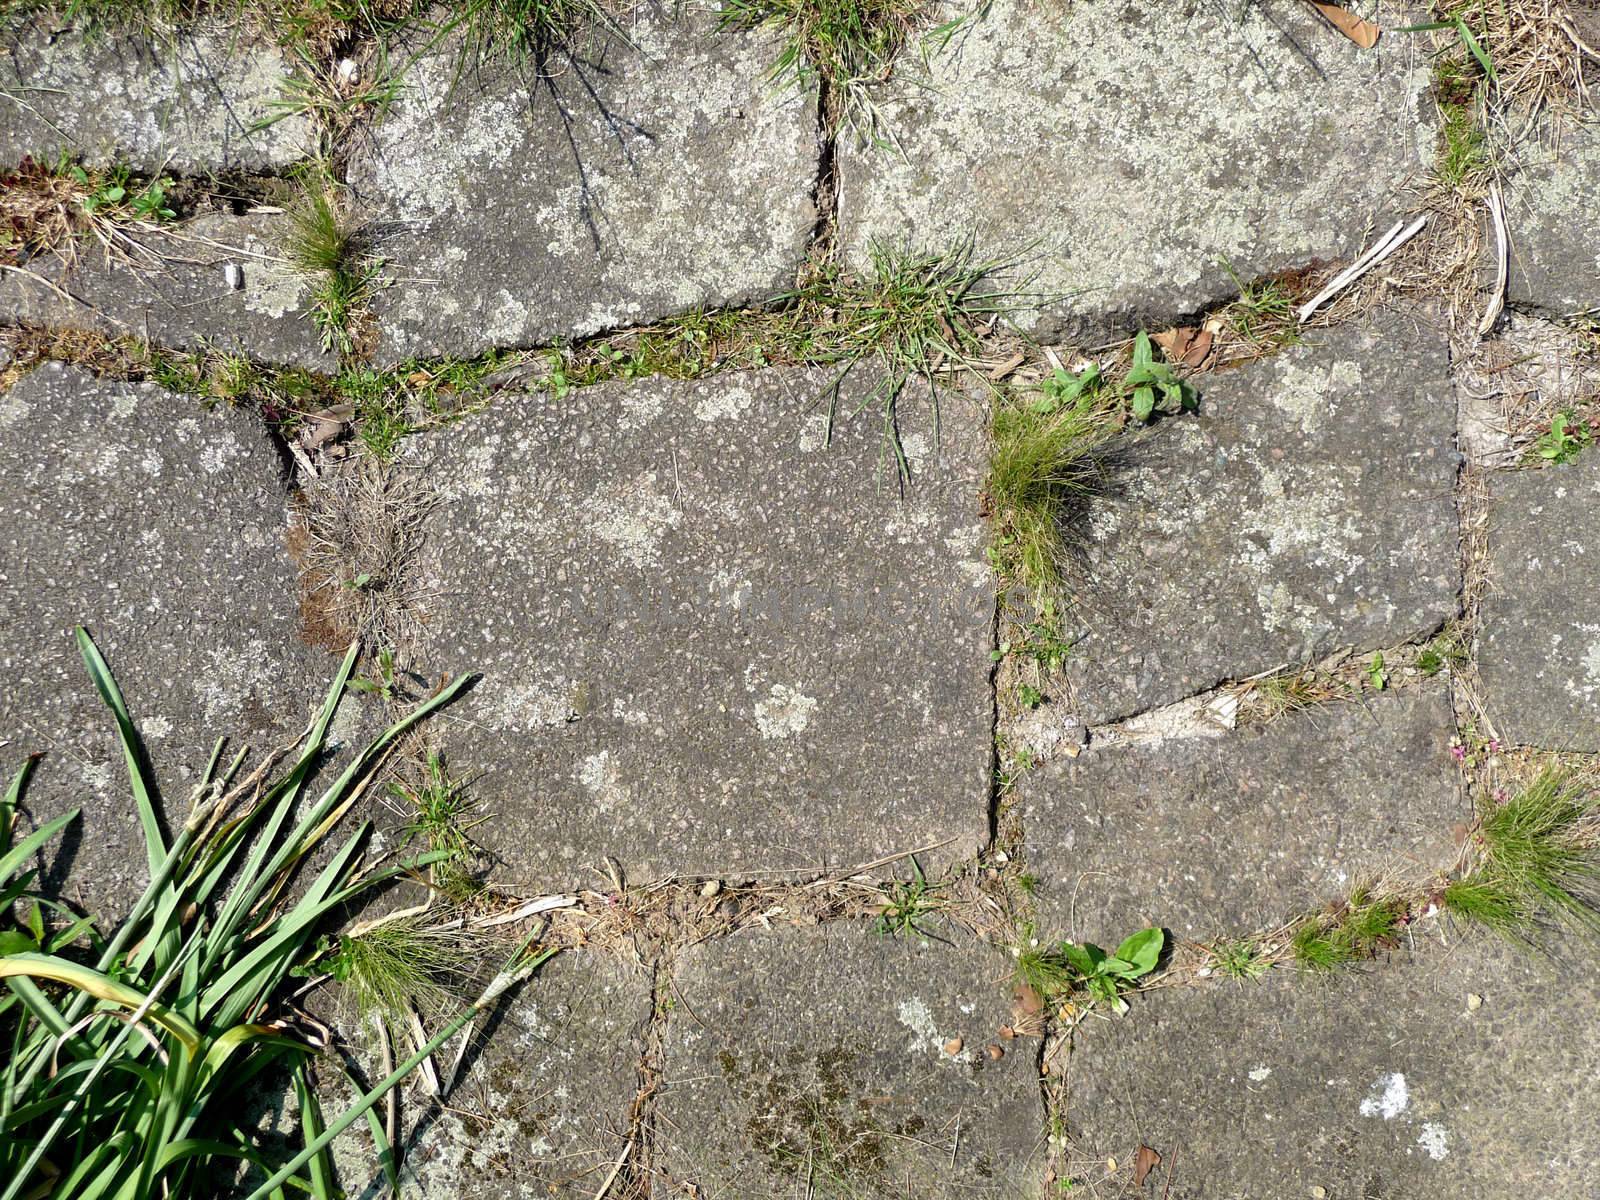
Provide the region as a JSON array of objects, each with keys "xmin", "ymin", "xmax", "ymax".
[
  {"xmin": 0, "ymin": 810, "xmax": 77, "ymax": 885},
  {"xmin": 293, "ymin": 1063, "xmax": 338, "ymax": 1200},
  {"xmin": 75, "ymin": 628, "xmax": 167, "ymax": 877}
]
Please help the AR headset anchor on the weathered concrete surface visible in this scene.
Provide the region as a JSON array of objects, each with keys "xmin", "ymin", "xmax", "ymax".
[
  {"xmin": 330, "ymin": 950, "xmax": 649, "ymax": 1199},
  {"xmin": 1479, "ymin": 450, "xmax": 1600, "ymax": 750},
  {"xmin": 1067, "ymin": 936, "xmax": 1600, "ymax": 1198},
  {"xmin": 1021, "ymin": 685, "xmax": 1463, "ymax": 945},
  {"xmin": 0, "ymin": 212, "xmax": 335, "ymax": 369},
  {"xmin": 1453, "ymin": 314, "xmax": 1597, "ymax": 468},
  {"xmin": 407, "ymin": 369, "xmax": 993, "ymax": 891},
  {"xmin": 837, "ymin": 0, "xmax": 1433, "ymax": 340},
  {"xmin": 1508, "ymin": 121, "xmax": 1600, "ymax": 315},
  {"xmin": 347, "ymin": 13, "xmax": 818, "ymax": 361},
  {"xmin": 1060, "ymin": 311, "xmax": 1461, "ymax": 725},
  {"xmin": 0, "ymin": 363, "xmax": 329, "ymax": 913},
  {"xmin": 0, "ymin": 17, "xmax": 312, "ymax": 173},
  {"xmin": 656, "ymin": 924, "xmax": 1043, "ymax": 1198}
]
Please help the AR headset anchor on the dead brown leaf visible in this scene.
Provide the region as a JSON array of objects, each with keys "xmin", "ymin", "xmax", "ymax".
[
  {"xmin": 1310, "ymin": 2, "xmax": 1381, "ymax": 48},
  {"xmin": 1134, "ymin": 1144, "xmax": 1162, "ymax": 1186},
  {"xmin": 1151, "ymin": 326, "xmax": 1215, "ymax": 369}
]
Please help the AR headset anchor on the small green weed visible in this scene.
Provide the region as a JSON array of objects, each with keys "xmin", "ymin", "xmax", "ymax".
[
  {"xmin": 1366, "ymin": 650, "xmax": 1389, "ymax": 691},
  {"xmin": 1218, "ymin": 261, "xmax": 1300, "ymax": 352},
  {"xmin": 874, "ymin": 856, "xmax": 944, "ymax": 939},
  {"xmin": 1015, "ymin": 927, "xmax": 1164, "ymax": 1013},
  {"xmin": 1209, "ymin": 937, "xmax": 1270, "ymax": 983},
  {"xmin": 1123, "ymin": 330, "xmax": 1196, "ymax": 422},
  {"xmin": 1529, "ymin": 410, "xmax": 1594, "ymax": 465},
  {"xmin": 315, "ymin": 918, "xmax": 474, "ymax": 1019}
]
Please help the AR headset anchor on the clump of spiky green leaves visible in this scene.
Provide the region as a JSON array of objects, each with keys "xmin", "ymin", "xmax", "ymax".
[
  {"xmin": 1208, "ymin": 936, "xmax": 1270, "ymax": 983},
  {"xmin": 986, "ymin": 366, "xmax": 1118, "ymax": 604},
  {"xmin": 1291, "ymin": 886, "xmax": 1407, "ymax": 972},
  {"xmin": 394, "ymin": 752, "xmax": 487, "ymax": 901},
  {"xmin": 1443, "ymin": 769, "xmax": 1600, "ymax": 942},
  {"xmin": 1218, "ymin": 260, "xmax": 1300, "ymax": 354},
  {"xmin": 320, "ymin": 918, "xmax": 476, "ymax": 1020},
  {"xmin": 0, "ymin": 629, "xmax": 553, "ymax": 1200},
  {"xmin": 873, "ymin": 856, "xmax": 944, "ymax": 939},
  {"xmin": 285, "ymin": 178, "xmax": 377, "ymax": 355}
]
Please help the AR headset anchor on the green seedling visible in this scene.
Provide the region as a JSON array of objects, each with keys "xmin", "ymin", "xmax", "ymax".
[
  {"xmin": 1531, "ymin": 411, "xmax": 1593, "ymax": 465},
  {"xmin": 874, "ymin": 856, "xmax": 945, "ymax": 940},
  {"xmin": 1019, "ymin": 683, "xmax": 1044, "ymax": 710},
  {"xmin": 1123, "ymin": 330, "xmax": 1196, "ymax": 422},
  {"xmin": 1366, "ymin": 651, "xmax": 1388, "ymax": 691},
  {"xmin": 1059, "ymin": 927, "xmax": 1164, "ymax": 1011}
]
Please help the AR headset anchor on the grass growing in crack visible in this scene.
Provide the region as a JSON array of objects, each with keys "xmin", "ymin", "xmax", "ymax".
[
  {"xmin": 873, "ymin": 856, "xmax": 944, "ymax": 939},
  {"xmin": 986, "ymin": 370, "xmax": 1119, "ymax": 604},
  {"xmin": 1209, "ymin": 937, "xmax": 1270, "ymax": 983},
  {"xmin": 1, "ymin": 153, "xmax": 177, "ymax": 267},
  {"xmin": 285, "ymin": 177, "xmax": 376, "ymax": 355},
  {"xmin": 393, "ymin": 751, "xmax": 488, "ymax": 901},
  {"xmin": 0, "ymin": 629, "xmax": 535, "ymax": 1200},
  {"xmin": 1218, "ymin": 261, "xmax": 1301, "ymax": 354},
  {"xmin": 1245, "ymin": 668, "xmax": 1347, "ymax": 722},
  {"xmin": 1291, "ymin": 887, "xmax": 1407, "ymax": 972},
  {"xmin": 433, "ymin": 0, "xmax": 627, "ymax": 67},
  {"xmin": 316, "ymin": 918, "xmax": 477, "ymax": 1020},
  {"xmin": 1014, "ymin": 926, "xmax": 1165, "ymax": 1014},
  {"xmin": 1446, "ymin": 769, "xmax": 1600, "ymax": 940}
]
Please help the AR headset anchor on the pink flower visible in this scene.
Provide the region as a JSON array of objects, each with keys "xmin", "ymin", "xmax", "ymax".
[{"xmin": 1451, "ymin": 744, "xmax": 1466, "ymax": 762}]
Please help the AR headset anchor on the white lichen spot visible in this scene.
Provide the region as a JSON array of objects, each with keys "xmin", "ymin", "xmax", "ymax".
[
  {"xmin": 1248, "ymin": 1066, "xmax": 1272, "ymax": 1082},
  {"xmin": 111, "ymin": 391, "xmax": 140, "ymax": 419},
  {"xmin": 754, "ymin": 684, "xmax": 817, "ymax": 739},
  {"xmin": 200, "ymin": 436, "xmax": 245, "ymax": 475},
  {"xmin": 1269, "ymin": 358, "xmax": 1362, "ymax": 434},
  {"xmin": 1416, "ymin": 1122, "xmax": 1450, "ymax": 1161},
  {"xmin": 0, "ymin": 391, "xmax": 30, "ymax": 429},
  {"xmin": 577, "ymin": 751, "xmax": 625, "ymax": 811},
  {"xmin": 242, "ymin": 255, "xmax": 310, "ymax": 319},
  {"xmin": 619, "ymin": 387, "xmax": 666, "ymax": 431},
  {"xmin": 588, "ymin": 475, "xmax": 681, "ymax": 569},
  {"xmin": 694, "ymin": 381, "xmax": 754, "ymax": 422},
  {"xmin": 895, "ymin": 997, "xmax": 952, "ymax": 1059},
  {"xmin": 143, "ymin": 715, "xmax": 173, "ymax": 739},
  {"xmin": 1359, "ymin": 1072, "xmax": 1409, "ymax": 1120},
  {"xmin": 487, "ymin": 681, "xmax": 577, "ymax": 732},
  {"xmin": 797, "ymin": 411, "xmax": 831, "ymax": 453}
]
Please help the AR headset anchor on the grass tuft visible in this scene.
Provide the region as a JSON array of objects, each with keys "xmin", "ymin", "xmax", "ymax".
[
  {"xmin": 873, "ymin": 856, "xmax": 944, "ymax": 939},
  {"xmin": 285, "ymin": 176, "xmax": 377, "ymax": 355},
  {"xmin": 1469, "ymin": 769, "xmax": 1600, "ymax": 934},
  {"xmin": 322, "ymin": 918, "xmax": 476, "ymax": 1019},
  {"xmin": 985, "ymin": 379, "xmax": 1117, "ymax": 604},
  {"xmin": 1291, "ymin": 887, "xmax": 1407, "ymax": 972}
]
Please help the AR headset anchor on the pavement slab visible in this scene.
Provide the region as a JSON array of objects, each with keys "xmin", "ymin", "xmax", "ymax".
[
  {"xmin": 0, "ymin": 362, "xmax": 330, "ymax": 913},
  {"xmin": 655, "ymin": 924, "xmax": 1044, "ymax": 1198},
  {"xmin": 0, "ymin": 16, "xmax": 313, "ymax": 174},
  {"xmin": 330, "ymin": 950, "xmax": 651, "ymax": 1200},
  {"xmin": 1066, "ymin": 936, "xmax": 1600, "ymax": 1198},
  {"xmin": 1058, "ymin": 310, "xmax": 1461, "ymax": 725},
  {"xmin": 1478, "ymin": 451, "xmax": 1600, "ymax": 751},
  {"xmin": 1020, "ymin": 684, "xmax": 1464, "ymax": 946},
  {"xmin": 347, "ymin": 12, "xmax": 819, "ymax": 362},
  {"xmin": 404, "ymin": 368, "xmax": 993, "ymax": 891},
  {"xmin": 0, "ymin": 212, "xmax": 335, "ymax": 370},
  {"xmin": 837, "ymin": 0, "xmax": 1433, "ymax": 340},
  {"xmin": 1507, "ymin": 120, "xmax": 1600, "ymax": 316}
]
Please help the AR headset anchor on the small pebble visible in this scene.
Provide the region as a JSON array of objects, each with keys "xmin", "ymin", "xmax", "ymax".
[
  {"xmin": 1106, "ymin": 1156, "xmax": 1117, "ymax": 1173},
  {"xmin": 1311, "ymin": 1187, "xmax": 1328, "ymax": 1199},
  {"xmin": 222, "ymin": 263, "xmax": 243, "ymax": 291},
  {"xmin": 943, "ymin": 1038, "xmax": 963, "ymax": 1056},
  {"xmin": 986, "ymin": 1043, "xmax": 1004, "ymax": 1061},
  {"xmin": 700, "ymin": 879, "xmax": 721, "ymax": 898},
  {"xmin": 1467, "ymin": 993, "xmax": 1483, "ymax": 1012}
]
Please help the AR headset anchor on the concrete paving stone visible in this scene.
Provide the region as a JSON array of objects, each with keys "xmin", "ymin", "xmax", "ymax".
[
  {"xmin": 405, "ymin": 368, "xmax": 993, "ymax": 892},
  {"xmin": 1058, "ymin": 310, "xmax": 1461, "ymax": 725},
  {"xmin": 0, "ymin": 212, "xmax": 336, "ymax": 370},
  {"xmin": 0, "ymin": 362, "xmax": 331, "ymax": 914},
  {"xmin": 836, "ymin": 0, "xmax": 1434, "ymax": 341},
  {"xmin": 1507, "ymin": 120, "xmax": 1600, "ymax": 315},
  {"xmin": 346, "ymin": 11, "xmax": 819, "ymax": 362},
  {"xmin": 328, "ymin": 949, "xmax": 651, "ymax": 1200},
  {"xmin": 1020, "ymin": 684, "xmax": 1464, "ymax": 947},
  {"xmin": 0, "ymin": 15, "xmax": 313, "ymax": 174},
  {"xmin": 1478, "ymin": 450, "xmax": 1600, "ymax": 750},
  {"xmin": 655, "ymin": 923, "xmax": 1044, "ymax": 1198},
  {"xmin": 1066, "ymin": 935, "xmax": 1600, "ymax": 1198}
]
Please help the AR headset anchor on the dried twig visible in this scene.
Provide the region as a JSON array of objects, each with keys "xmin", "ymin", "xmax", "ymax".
[
  {"xmin": 1477, "ymin": 181, "xmax": 1509, "ymax": 336},
  {"xmin": 1296, "ymin": 215, "xmax": 1428, "ymax": 321}
]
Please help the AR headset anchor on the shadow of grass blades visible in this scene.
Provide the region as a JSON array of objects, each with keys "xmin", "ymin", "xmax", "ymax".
[{"xmin": 0, "ymin": 629, "xmax": 547, "ymax": 1200}]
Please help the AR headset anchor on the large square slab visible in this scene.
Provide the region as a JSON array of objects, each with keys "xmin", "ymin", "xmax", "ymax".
[
  {"xmin": 837, "ymin": 0, "xmax": 1432, "ymax": 339},
  {"xmin": 1479, "ymin": 451, "xmax": 1600, "ymax": 750},
  {"xmin": 347, "ymin": 12, "xmax": 819, "ymax": 360},
  {"xmin": 1021, "ymin": 685, "xmax": 1464, "ymax": 945},
  {"xmin": 655, "ymin": 924, "xmax": 1044, "ymax": 1197},
  {"xmin": 1059, "ymin": 311, "xmax": 1461, "ymax": 724},
  {"xmin": 405, "ymin": 369, "xmax": 993, "ymax": 890}
]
